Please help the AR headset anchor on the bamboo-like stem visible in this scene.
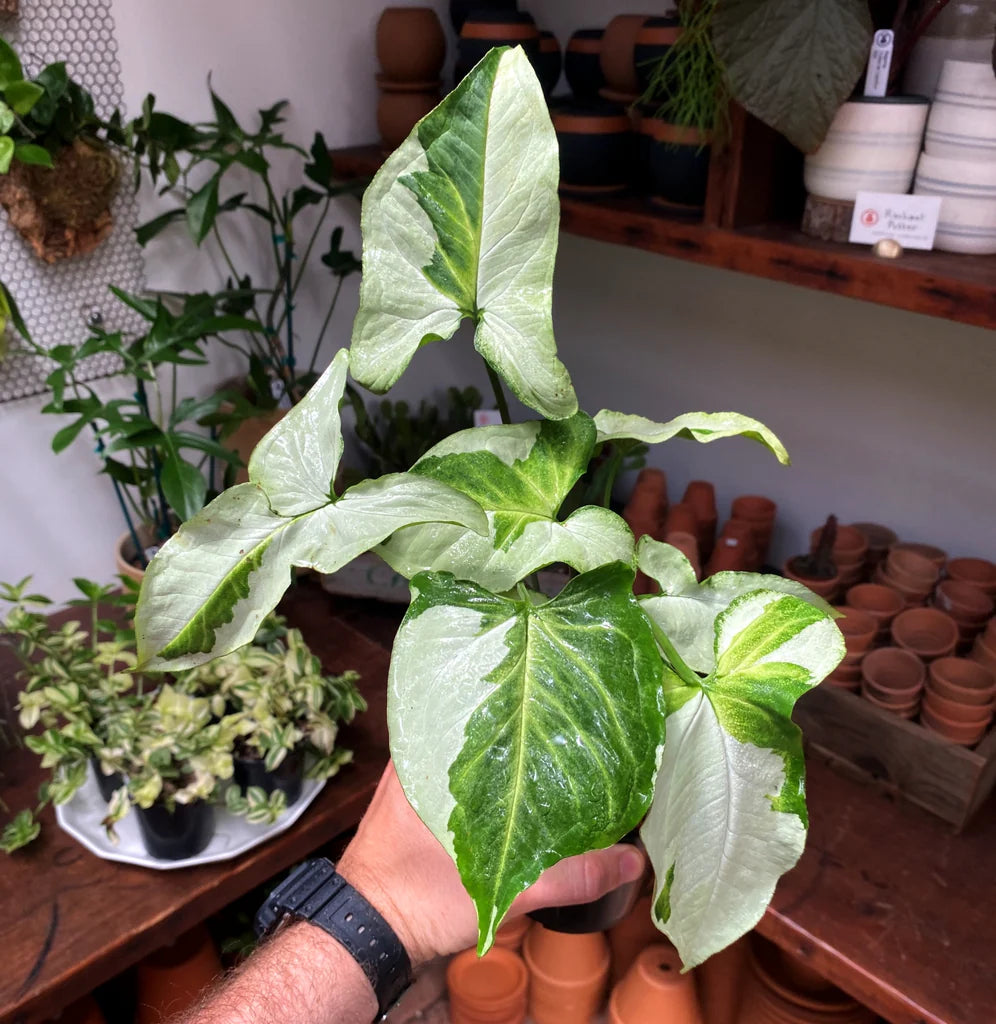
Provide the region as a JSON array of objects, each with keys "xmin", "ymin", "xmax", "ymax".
[{"xmin": 484, "ymin": 360, "xmax": 511, "ymax": 425}]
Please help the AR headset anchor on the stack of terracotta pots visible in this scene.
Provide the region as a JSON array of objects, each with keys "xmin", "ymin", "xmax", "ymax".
[
  {"xmin": 921, "ymin": 656, "xmax": 995, "ymax": 745},
  {"xmin": 375, "ymin": 8, "xmax": 446, "ymax": 151},
  {"xmin": 136, "ymin": 926, "xmax": 223, "ymax": 1024},
  {"xmin": 706, "ymin": 520, "xmax": 757, "ymax": 575},
  {"xmin": 622, "ymin": 468, "xmax": 669, "ymax": 593},
  {"xmin": 447, "ymin": 946, "xmax": 529, "ymax": 1024},
  {"xmin": 522, "ymin": 924, "xmax": 611, "ymax": 1023},
  {"xmin": 874, "ymin": 546, "xmax": 942, "ymax": 607},
  {"xmin": 891, "ymin": 606, "xmax": 960, "ymax": 663},
  {"xmin": 851, "ymin": 521, "xmax": 898, "ymax": 574},
  {"xmin": 859, "ymin": 646, "xmax": 926, "ymax": 718},
  {"xmin": 970, "ymin": 618, "xmax": 996, "ymax": 674},
  {"xmin": 683, "ymin": 481, "xmax": 718, "ymax": 563},
  {"xmin": 824, "ymin": 606, "xmax": 876, "ymax": 690},
  {"xmin": 599, "ymin": 14, "xmax": 650, "ymax": 106},
  {"xmin": 844, "ymin": 583, "xmax": 904, "ymax": 645},
  {"xmin": 947, "ymin": 556, "xmax": 996, "ymax": 598},
  {"xmin": 933, "ymin": 578, "xmax": 994, "ymax": 652},
  {"xmin": 609, "ymin": 943, "xmax": 704, "ymax": 1024},
  {"xmin": 730, "ymin": 495, "xmax": 777, "ymax": 570},
  {"xmin": 808, "ymin": 525, "xmax": 867, "ymax": 591},
  {"xmin": 735, "ymin": 936, "xmax": 875, "ymax": 1024}
]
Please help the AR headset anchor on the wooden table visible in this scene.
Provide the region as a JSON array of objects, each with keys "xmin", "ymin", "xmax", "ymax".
[{"xmin": 2, "ymin": 581, "xmax": 994, "ymax": 1024}]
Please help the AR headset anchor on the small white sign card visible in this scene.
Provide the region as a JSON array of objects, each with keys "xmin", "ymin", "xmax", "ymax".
[{"xmin": 849, "ymin": 192, "xmax": 942, "ymax": 250}]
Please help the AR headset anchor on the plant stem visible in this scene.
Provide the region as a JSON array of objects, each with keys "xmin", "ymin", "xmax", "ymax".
[
  {"xmin": 484, "ymin": 360, "xmax": 511, "ymax": 425},
  {"xmin": 648, "ymin": 616, "xmax": 701, "ymax": 689},
  {"xmin": 308, "ymin": 276, "xmax": 345, "ymax": 377},
  {"xmin": 600, "ymin": 449, "xmax": 624, "ymax": 508}
]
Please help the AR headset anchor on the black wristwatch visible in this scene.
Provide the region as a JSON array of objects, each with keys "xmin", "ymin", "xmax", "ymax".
[{"xmin": 255, "ymin": 858, "xmax": 413, "ymax": 1020}]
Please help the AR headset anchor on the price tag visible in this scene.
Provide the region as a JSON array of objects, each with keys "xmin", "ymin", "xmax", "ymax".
[
  {"xmin": 849, "ymin": 192, "xmax": 941, "ymax": 250},
  {"xmin": 864, "ymin": 30, "xmax": 894, "ymax": 97},
  {"xmin": 474, "ymin": 408, "xmax": 503, "ymax": 427}
]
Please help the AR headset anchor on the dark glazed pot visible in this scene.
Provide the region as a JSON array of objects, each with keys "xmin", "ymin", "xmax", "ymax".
[
  {"xmin": 532, "ymin": 30, "xmax": 562, "ymax": 96},
  {"xmin": 638, "ymin": 117, "xmax": 711, "ymax": 212},
  {"xmin": 565, "ymin": 28, "xmax": 606, "ymax": 101},
  {"xmin": 233, "ymin": 750, "xmax": 304, "ymax": 808},
  {"xmin": 91, "ymin": 757, "xmax": 124, "ymax": 803},
  {"xmin": 553, "ymin": 103, "xmax": 634, "ymax": 196},
  {"xmin": 633, "ymin": 15, "xmax": 683, "ymax": 96},
  {"xmin": 528, "ymin": 830, "xmax": 645, "ymax": 933},
  {"xmin": 456, "ymin": 11, "xmax": 539, "ymax": 84},
  {"xmin": 135, "ymin": 800, "xmax": 215, "ymax": 861},
  {"xmin": 449, "ymin": 0, "xmax": 517, "ymax": 33}
]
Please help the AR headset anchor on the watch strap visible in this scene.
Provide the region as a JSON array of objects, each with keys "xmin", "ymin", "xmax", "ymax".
[{"xmin": 255, "ymin": 858, "xmax": 412, "ymax": 1019}]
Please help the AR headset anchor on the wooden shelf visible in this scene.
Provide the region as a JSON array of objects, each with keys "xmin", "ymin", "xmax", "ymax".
[{"xmin": 331, "ymin": 144, "xmax": 996, "ymax": 333}]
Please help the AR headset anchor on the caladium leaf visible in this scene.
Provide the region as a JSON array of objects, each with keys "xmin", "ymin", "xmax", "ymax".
[
  {"xmin": 638, "ymin": 538, "xmax": 835, "ymax": 675},
  {"xmin": 640, "ymin": 586, "xmax": 844, "ymax": 968},
  {"xmin": 377, "ymin": 413, "xmax": 631, "ymax": 588},
  {"xmin": 594, "ymin": 410, "xmax": 790, "ymax": 465},
  {"xmin": 713, "ymin": 0, "xmax": 873, "ymax": 154},
  {"xmin": 135, "ymin": 351, "xmax": 487, "ymax": 670},
  {"xmin": 350, "ymin": 47, "xmax": 575, "ymax": 420},
  {"xmin": 389, "ymin": 563, "xmax": 665, "ymax": 953}
]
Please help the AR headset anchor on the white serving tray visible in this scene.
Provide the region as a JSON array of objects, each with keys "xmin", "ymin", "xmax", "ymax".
[{"xmin": 55, "ymin": 765, "xmax": 326, "ymax": 870}]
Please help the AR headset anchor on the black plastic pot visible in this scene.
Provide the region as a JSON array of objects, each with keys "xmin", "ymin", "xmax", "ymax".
[
  {"xmin": 532, "ymin": 31, "xmax": 562, "ymax": 96},
  {"xmin": 449, "ymin": 0, "xmax": 517, "ymax": 34},
  {"xmin": 233, "ymin": 751, "xmax": 304, "ymax": 808},
  {"xmin": 135, "ymin": 800, "xmax": 215, "ymax": 861},
  {"xmin": 564, "ymin": 28, "xmax": 606, "ymax": 101},
  {"xmin": 90, "ymin": 757, "xmax": 124, "ymax": 803},
  {"xmin": 633, "ymin": 15, "xmax": 682, "ymax": 97},
  {"xmin": 638, "ymin": 117, "xmax": 711, "ymax": 211},
  {"xmin": 553, "ymin": 103, "xmax": 634, "ymax": 196},
  {"xmin": 528, "ymin": 830, "xmax": 645, "ymax": 933},
  {"xmin": 456, "ymin": 11, "xmax": 538, "ymax": 84}
]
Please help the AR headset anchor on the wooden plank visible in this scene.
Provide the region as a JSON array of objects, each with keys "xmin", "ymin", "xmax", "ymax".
[
  {"xmin": 330, "ymin": 144, "xmax": 996, "ymax": 332},
  {"xmin": 0, "ymin": 583, "xmax": 395, "ymax": 1024}
]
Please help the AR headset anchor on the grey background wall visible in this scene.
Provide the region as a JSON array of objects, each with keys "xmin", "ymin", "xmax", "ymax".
[{"xmin": 1, "ymin": 0, "xmax": 993, "ymax": 600}]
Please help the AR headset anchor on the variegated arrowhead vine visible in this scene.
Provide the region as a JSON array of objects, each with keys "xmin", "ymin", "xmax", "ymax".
[{"xmin": 136, "ymin": 44, "xmax": 843, "ymax": 970}]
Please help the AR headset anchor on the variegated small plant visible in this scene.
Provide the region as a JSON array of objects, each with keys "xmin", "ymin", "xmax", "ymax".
[{"xmin": 135, "ymin": 48, "xmax": 844, "ymax": 967}]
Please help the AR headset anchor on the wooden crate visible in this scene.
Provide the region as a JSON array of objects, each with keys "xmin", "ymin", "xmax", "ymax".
[{"xmin": 794, "ymin": 683, "xmax": 996, "ymax": 832}]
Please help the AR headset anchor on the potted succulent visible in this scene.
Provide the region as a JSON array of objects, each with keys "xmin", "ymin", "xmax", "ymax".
[
  {"xmin": 134, "ymin": 49, "xmax": 844, "ymax": 967},
  {"xmin": 0, "ymin": 38, "xmax": 123, "ymax": 261}
]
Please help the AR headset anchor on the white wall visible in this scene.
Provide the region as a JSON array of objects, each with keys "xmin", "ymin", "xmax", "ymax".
[{"xmin": 1, "ymin": 0, "xmax": 994, "ymax": 602}]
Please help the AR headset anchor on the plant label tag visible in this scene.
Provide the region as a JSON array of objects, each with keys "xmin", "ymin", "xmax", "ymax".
[
  {"xmin": 849, "ymin": 192, "xmax": 941, "ymax": 250},
  {"xmin": 864, "ymin": 30, "xmax": 894, "ymax": 97},
  {"xmin": 474, "ymin": 408, "xmax": 503, "ymax": 427}
]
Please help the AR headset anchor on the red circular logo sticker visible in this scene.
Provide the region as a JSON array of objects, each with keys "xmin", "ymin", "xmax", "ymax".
[{"xmin": 861, "ymin": 208, "xmax": 879, "ymax": 227}]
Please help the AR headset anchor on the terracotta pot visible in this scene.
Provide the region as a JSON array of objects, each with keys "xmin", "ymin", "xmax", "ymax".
[
  {"xmin": 946, "ymin": 556, "xmax": 996, "ymax": 597},
  {"xmin": 810, "ymin": 524, "xmax": 869, "ymax": 563},
  {"xmin": 494, "ymin": 914, "xmax": 532, "ymax": 952},
  {"xmin": 665, "ymin": 501, "xmax": 698, "ymax": 537},
  {"xmin": 921, "ymin": 705, "xmax": 991, "ymax": 746},
  {"xmin": 600, "ymin": 15, "xmax": 652, "ymax": 98},
  {"xmin": 565, "ymin": 28, "xmax": 606, "ymax": 101},
  {"xmin": 607, "ymin": 895, "xmax": 662, "ymax": 987},
  {"xmin": 927, "ymin": 656, "xmax": 995, "ymax": 706},
  {"xmin": 115, "ymin": 519, "xmax": 174, "ymax": 582},
  {"xmin": 875, "ymin": 566, "xmax": 932, "ymax": 607},
  {"xmin": 832, "ymin": 605, "xmax": 877, "ymax": 654},
  {"xmin": 666, "ymin": 530, "xmax": 701, "ymax": 580},
  {"xmin": 376, "ymin": 7, "xmax": 446, "ymax": 83},
  {"xmin": 704, "ymin": 529, "xmax": 753, "ymax": 575},
  {"xmin": 609, "ymin": 944, "xmax": 702, "ymax": 1024},
  {"xmin": 730, "ymin": 495, "xmax": 776, "ymax": 566},
  {"xmin": 934, "ymin": 579, "xmax": 994, "ymax": 622},
  {"xmin": 447, "ymin": 946, "xmax": 528, "ymax": 1024},
  {"xmin": 782, "ymin": 557, "xmax": 841, "ymax": 601},
  {"xmin": 826, "ymin": 664, "xmax": 862, "ymax": 690},
  {"xmin": 892, "ymin": 607, "xmax": 959, "ymax": 661},
  {"xmin": 378, "ymin": 89, "xmax": 441, "ymax": 151},
  {"xmin": 523, "ymin": 925, "xmax": 610, "ymax": 1024},
  {"xmin": 971, "ymin": 633, "xmax": 996, "ymax": 673},
  {"xmin": 623, "ymin": 467, "xmax": 668, "ymax": 538},
  {"xmin": 458, "ymin": 11, "xmax": 539, "ymax": 82},
  {"xmin": 682, "ymin": 480, "xmax": 717, "ymax": 560},
  {"xmin": 553, "ymin": 102, "xmax": 635, "ymax": 196},
  {"xmin": 892, "ymin": 541, "xmax": 947, "ymax": 570},
  {"xmin": 136, "ymin": 926, "xmax": 223, "ymax": 1024},
  {"xmin": 922, "ymin": 688, "xmax": 993, "ymax": 725},
  {"xmin": 886, "ymin": 547, "xmax": 940, "ymax": 591},
  {"xmin": 851, "ymin": 521, "xmax": 898, "ymax": 568},
  {"xmin": 862, "ymin": 688, "xmax": 919, "ymax": 717},
  {"xmin": 846, "ymin": 582, "xmax": 904, "ymax": 628},
  {"xmin": 532, "ymin": 31, "xmax": 562, "ymax": 96},
  {"xmin": 695, "ymin": 935, "xmax": 749, "ymax": 1024},
  {"xmin": 861, "ymin": 646, "xmax": 926, "ymax": 695}
]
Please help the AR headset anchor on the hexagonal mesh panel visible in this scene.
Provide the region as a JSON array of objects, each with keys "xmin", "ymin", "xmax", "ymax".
[{"xmin": 0, "ymin": 0, "xmax": 145, "ymax": 403}]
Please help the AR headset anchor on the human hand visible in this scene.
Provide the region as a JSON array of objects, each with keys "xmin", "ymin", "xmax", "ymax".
[{"xmin": 336, "ymin": 761, "xmax": 647, "ymax": 968}]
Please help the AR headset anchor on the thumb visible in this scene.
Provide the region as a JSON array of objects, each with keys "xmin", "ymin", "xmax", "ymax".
[{"xmin": 513, "ymin": 844, "xmax": 648, "ymax": 917}]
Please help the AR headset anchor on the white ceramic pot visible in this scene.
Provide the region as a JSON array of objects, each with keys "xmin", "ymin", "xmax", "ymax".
[
  {"xmin": 934, "ymin": 194, "xmax": 996, "ymax": 253},
  {"xmin": 915, "ymin": 151, "xmax": 996, "ymax": 198},
  {"xmin": 804, "ymin": 98, "xmax": 930, "ymax": 201},
  {"xmin": 924, "ymin": 58, "xmax": 996, "ymax": 158}
]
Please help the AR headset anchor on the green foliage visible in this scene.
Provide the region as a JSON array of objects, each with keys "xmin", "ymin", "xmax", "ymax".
[
  {"xmin": 136, "ymin": 48, "xmax": 843, "ymax": 965},
  {"xmin": 0, "ymin": 809, "xmax": 40, "ymax": 852}
]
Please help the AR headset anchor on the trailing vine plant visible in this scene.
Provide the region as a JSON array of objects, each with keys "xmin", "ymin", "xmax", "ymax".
[{"xmin": 135, "ymin": 49, "xmax": 844, "ymax": 967}]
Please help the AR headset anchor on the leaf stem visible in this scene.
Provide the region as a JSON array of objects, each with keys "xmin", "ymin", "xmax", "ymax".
[
  {"xmin": 484, "ymin": 359, "xmax": 511, "ymax": 425},
  {"xmin": 647, "ymin": 615, "xmax": 701, "ymax": 689}
]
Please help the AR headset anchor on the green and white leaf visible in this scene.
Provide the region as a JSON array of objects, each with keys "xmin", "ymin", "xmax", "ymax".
[
  {"xmin": 638, "ymin": 538, "xmax": 836, "ymax": 675},
  {"xmin": 594, "ymin": 410, "xmax": 790, "ymax": 465},
  {"xmin": 377, "ymin": 413, "xmax": 633, "ymax": 588},
  {"xmin": 713, "ymin": 0, "xmax": 873, "ymax": 153},
  {"xmin": 350, "ymin": 47, "xmax": 575, "ymax": 420},
  {"xmin": 389, "ymin": 564, "xmax": 664, "ymax": 954},
  {"xmin": 640, "ymin": 588, "xmax": 844, "ymax": 968}
]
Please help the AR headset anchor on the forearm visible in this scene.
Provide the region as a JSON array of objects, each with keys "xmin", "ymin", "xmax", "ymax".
[{"xmin": 181, "ymin": 921, "xmax": 377, "ymax": 1024}]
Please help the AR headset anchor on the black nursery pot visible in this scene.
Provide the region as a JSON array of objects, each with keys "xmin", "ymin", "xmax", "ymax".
[
  {"xmin": 553, "ymin": 103, "xmax": 634, "ymax": 196},
  {"xmin": 135, "ymin": 800, "xmax": 215, "ymax": 861},
  {"xmin": 564, "ymin": 28, "xmax": 606, "ymax": 101},
  {"xmin": 90, "ymin": 757, "xmax": 124, "ymax": 803},
  {"xmin": 449, "ymin": 0, "xmax": 517, "ymax": 34},
  {"xmin": 234, "ymin": 750, "xmax": 304, "ymax": 808},
  {"xmin": 639, "ymin": 118, "xmax": 711, "ymax": 211},
  {"xmin": 456, "ymin": 11, "xmax": 539, "ymax": 83},
  {"xmin": 532, "ymin": 30, "xmax": 562, "ymax": 96},
  {"xmin": 528, "ymin": 830, "xmax": 645, "ymax": 933},
  {"xmin": 633, "ymin": 15, "xmax": 683, "ymax": 96}
]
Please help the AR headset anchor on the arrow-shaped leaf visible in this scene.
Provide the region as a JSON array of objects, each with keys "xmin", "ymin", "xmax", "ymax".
[{"xmin": 350, "ymin": 47, "xmax": 575, "ymax": 420}]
